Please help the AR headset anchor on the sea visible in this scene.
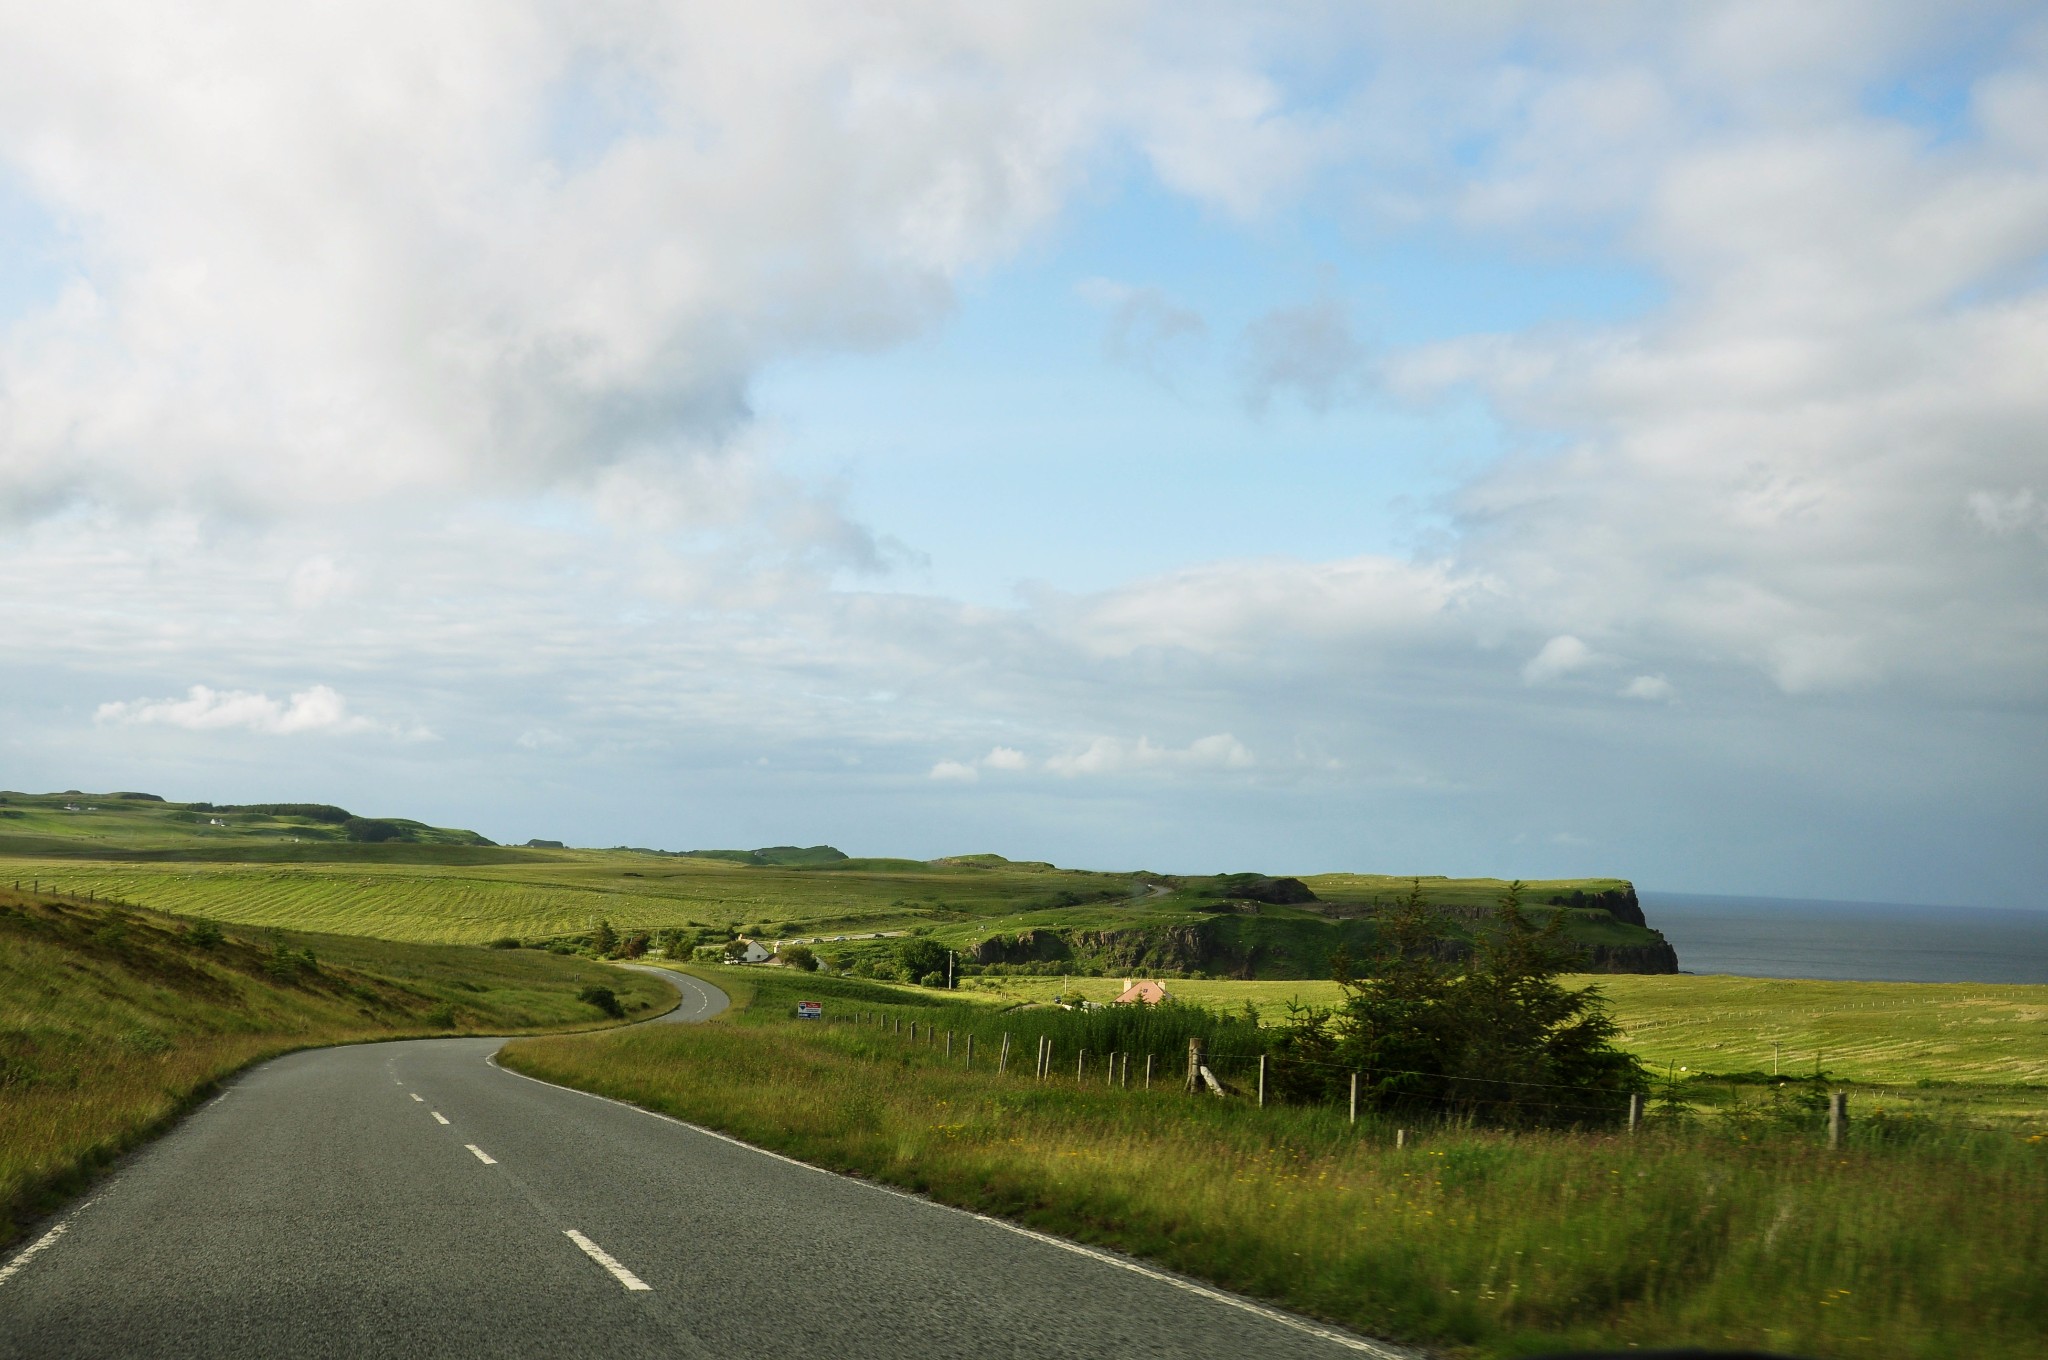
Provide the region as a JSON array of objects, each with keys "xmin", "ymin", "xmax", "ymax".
[{"xmin": 1641, "ymin": 891, "xmax": 2048, "ymax": 986}]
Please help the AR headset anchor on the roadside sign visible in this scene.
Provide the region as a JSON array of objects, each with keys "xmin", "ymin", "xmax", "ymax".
[{"xmin": 796, "ymin": 1001, "xmax": 822, "ymax": 1020}]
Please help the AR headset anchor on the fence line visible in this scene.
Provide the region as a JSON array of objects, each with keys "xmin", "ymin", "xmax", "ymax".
[{"xmin": 829, "ymin": 994, "xmax": 2046, "ymax": 1142}]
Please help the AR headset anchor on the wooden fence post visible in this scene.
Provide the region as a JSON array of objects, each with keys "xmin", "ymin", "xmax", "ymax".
[
  {"xmin": 1145, "ymin": 1054, "xmax": 1154, "ymax": 1090},
  {"xmin": 1121, "ymin": 1053, "xmax": 1129, "ymax": 1090},
  {"xmin": 1396, "ymin": 1128, "xmax": 1407, "ymax": 1149},
  {"xmin": 1106, "ymin": 1051, "xmax": 1116, "ymax": 1088},
  {"xmin": 999, "ymin": 1032, "xmax": 1011, "ymax": 1074},
  {"xmin": 945, "ymin": 1031, "xmax": 953, "ymax": 1058},
  {"xmin": 1186, "ymin": 1037, "xmax": 1204, "ymax": 1094},
  {"xmin": 1349, "ymin": 1072, "xmax": 1358, "ymax": 1125},
  {"xmin": 1628, "ymin": 1092, "xmax": 1643, "ymax": 1134},
  {"xmin": 1829, "ymin": 1091, "xmax": 1847, "ymax": 1149},
  {"xmin": 1077, "ymin": 1049, "xmax": 1086, "ymax": 1084},
  {"xmin": 1257, "ymin": 1055, "xmax": 1267, "ymax": 1108},
  {"xmin": 965, "ymin": 1034, "xmax": 974, "ymax": 1068}
]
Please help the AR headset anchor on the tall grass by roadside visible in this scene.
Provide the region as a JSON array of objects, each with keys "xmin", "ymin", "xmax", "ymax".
[
  {"xmin": 0, "ymin": 888, "xmax": 672, "ymax": 1248},
  {"xmin": 503, "ymin": 965, "xmax": 2048, "ymax": 1360}
]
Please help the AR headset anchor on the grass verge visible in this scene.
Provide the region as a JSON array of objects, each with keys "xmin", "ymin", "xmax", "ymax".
[
  {"xmin": 502, "ymin": 965, "xmax": 2047, "ymax": 1360},
  {"xmin": 0, "ymin": 888, "xmax": 672, "ymax": 1248}
]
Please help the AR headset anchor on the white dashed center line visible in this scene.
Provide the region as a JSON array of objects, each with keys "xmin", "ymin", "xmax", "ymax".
[
  {"xmin": 409, "ymin": 1093, "xmax": 423, "ymax": 1102},
  {"xmin": 465, "ymin": 1144, "xmax": 497, "ymax": 1165},
  {"xmin": 0, "ymin": 1218, "xmax": 75, "ymax": 1289},
  {"xmin": 431, "ymin": 1112, "xmax": 450, "ymax": 1125},
  {"xmin": 564, "ymin": 1230, "xmax": 652, "ymax": 1291}
]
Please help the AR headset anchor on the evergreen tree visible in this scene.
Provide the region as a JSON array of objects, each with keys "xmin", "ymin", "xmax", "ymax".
[{"xmin": 1322, "ymin": 879, "xmax": 1646, "ymax": 1126}]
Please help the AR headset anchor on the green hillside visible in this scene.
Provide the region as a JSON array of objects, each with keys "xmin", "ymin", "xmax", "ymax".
[
  {"xmin": 0, "ymin": 790, "xmax": 1678, "ymax": 976},
  {"xmin": 0, "ymin": 789, "xmax": 499, "ymax": 856}
]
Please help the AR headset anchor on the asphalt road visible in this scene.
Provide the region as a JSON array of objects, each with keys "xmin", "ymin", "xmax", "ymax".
[{"xmin": 0, "ymin": 967, "xmax": 1408, "ymax": 1359}]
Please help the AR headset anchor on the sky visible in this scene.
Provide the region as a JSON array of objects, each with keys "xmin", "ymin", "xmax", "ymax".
[{"xmin": 2, "ymin": 2, "xmax": 2044, "ymax": 907}]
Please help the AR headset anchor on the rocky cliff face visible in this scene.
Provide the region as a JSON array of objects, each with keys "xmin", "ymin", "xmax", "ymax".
[
  {"xmin": 1542, "ymin": 885, "xmax": 1645, "ymax": 927},
  {"xmin": 966, "ymin": 909, "xmax": 1678, "ymax": 978}
]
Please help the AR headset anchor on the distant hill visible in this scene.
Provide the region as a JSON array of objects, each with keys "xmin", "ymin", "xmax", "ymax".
[
  {"xmin": 0, "ymin": 790, "xmax": 498, "ymax": 860},
  {"xmin": 679, "ymin": 845, "xmax": 849, "ymax": 867}
]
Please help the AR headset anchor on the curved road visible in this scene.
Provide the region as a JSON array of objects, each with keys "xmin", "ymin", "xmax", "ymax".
[{"xmin": 0, "ymin": 967, "xmax": 1408, "ymax": 1359}]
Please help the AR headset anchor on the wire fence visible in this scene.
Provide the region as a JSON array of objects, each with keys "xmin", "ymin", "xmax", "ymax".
[{"xmin": 817, "ymin": 1000, "xmax": 2048, "ymax": 1146}]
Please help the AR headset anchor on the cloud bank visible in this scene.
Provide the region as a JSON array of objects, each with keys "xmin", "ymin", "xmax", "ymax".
[
  {"xmin": 0, "ymin": 2, "xmax": 2042, "ymax": 905},
  {"xmin": 95, "ymin": 685, "xmax": 422, "ymax": 740}
]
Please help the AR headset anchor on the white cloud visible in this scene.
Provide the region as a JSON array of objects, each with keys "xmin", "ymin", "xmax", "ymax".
[
  {"xmin": 1521, "ymin": 635, "xmax": 1596, "ymax": 685},
  {"xmin": 928, "ymin": 759, "xmax": 980, "ymax": 783},
  {"xmin": 94, "ymin": 684, "xmax": 421, "ymax": 739},
  {"xmin": 1044, "ymin": 733, "xmax": 1253, "ymax": 778},
  {"xmin": 1968, "ymin": 489, "xmax": 2047, "ymax": 538},
  {"xmin": 1619, "ymin": 674, "xmax": 1675, "ymax": 702},
  {"xmin": 289, "ymin": 556, "xmax": 354, "ymax": 610},
  {"xmin": 982, "ymin": 746, "xmax": 1030, "ymax": 771},
  {"xmin": 0, "ymin": 1, "xmax": 1333, "ymax": 521}
]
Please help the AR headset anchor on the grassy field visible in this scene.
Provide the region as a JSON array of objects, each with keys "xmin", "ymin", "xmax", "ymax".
[
  {"xmin": 0, "ymin": 886, "xmax": 673, "ymax": 1249},
  {"xmin": 0, "ymin": 852, "xmax": 1673, "ymax": 981},
  {"xmin": 951, "ymin": 973, "xmax": 2048, "ymax": 1086},
  {"xmin": 0, "ymin": 791, "xmax": 1670, "ymax": 980},
  {"xmin": 0, "ymin": 854, "xmax": 1124, "ymax": 942},
  {"xmin": 504, "ymin": 964, "xmax": 2048, "ymax": 1360}
]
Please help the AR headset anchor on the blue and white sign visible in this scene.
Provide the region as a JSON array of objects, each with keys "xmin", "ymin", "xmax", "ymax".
[{"xmin": 795, "ymin": 1001, "xmax": 822, "ymax": 1020}]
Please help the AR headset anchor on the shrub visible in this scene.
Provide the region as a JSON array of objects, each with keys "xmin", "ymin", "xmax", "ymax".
[
  {"xmin": 578, "ymin": 985, "xmax": 625, "ymax": 1019},
  {"xmin": 919, "ymin": 971, "xmax": 946, "ymax": 988},
  {"xmin": 778, "ymin": 944, "xmax": 819, "ymax": 972},
  {"xmin": 897, "ymin": 936, "xmax": 947, "ymax": 980},
  {"xmin": 620, "ymin": 932, "xmax": 651, "ymax": 960},
  {"xmin": 488, "ymin": 937, "xmax": 521, "ymax": 950}
]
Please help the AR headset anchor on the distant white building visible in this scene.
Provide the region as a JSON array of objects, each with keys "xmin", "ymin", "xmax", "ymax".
[{"xmin": 730, "ymin": 939, "xmax": 773, "ymax": 964}]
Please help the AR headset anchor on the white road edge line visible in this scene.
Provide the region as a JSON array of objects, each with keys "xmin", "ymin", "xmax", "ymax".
[
  {"xmin": 564, "ymin": 1229, "xmax": 652, "ymax": 1291},
  {"xmin": 431, "ymin": 1112, "xmax": 450, "ymax": 1125},
  {"xmin": 466, "ymin": 1144, "xmax": 497, "ymax": 1165},
  {"xmin": 489, "ymin": 1053, "xmax": 1408, "ymax": 1357},
  {"xmin": 0, "ymin": 1198, "xmax": 96, "ymax": 1290}
]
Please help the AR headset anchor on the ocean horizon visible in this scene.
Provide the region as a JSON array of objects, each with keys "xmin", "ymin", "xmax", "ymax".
[{"xmin": 1640, "ymin": 891, "xmax": 2048, "ymax": 986}]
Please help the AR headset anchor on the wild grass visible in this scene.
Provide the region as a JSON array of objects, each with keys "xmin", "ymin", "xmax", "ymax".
[
  {"xmin": 955, "ymin": 972, "xmax": 2048, "ymax": 1088},
  {"xmin": 504, "ymin": 965, "xmax": 2048, "ymax": 1360},
  {"xmin": 0, "ymin": 887, "xmax": 671, "ymax": 1248}
]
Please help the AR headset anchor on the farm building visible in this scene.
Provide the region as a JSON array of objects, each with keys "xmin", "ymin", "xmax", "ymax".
[{"xmin": 1113, "ymin": 979, "xmax": 1172, "ymax": 1005}]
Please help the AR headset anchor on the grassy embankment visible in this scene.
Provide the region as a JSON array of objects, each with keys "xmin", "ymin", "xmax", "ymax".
[
  {"xmin": 0, "ymin": 886, "xmax": 672, "ymax": 1249},
  {"xmin": 503, "ymin": 964, "xmax": 2047, "ymax": 1360}
]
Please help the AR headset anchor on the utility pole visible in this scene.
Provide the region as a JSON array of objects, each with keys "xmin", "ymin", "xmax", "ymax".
[{"xmin": 948, "ymin": 950, "xmax": 955, "ymax": 989}]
